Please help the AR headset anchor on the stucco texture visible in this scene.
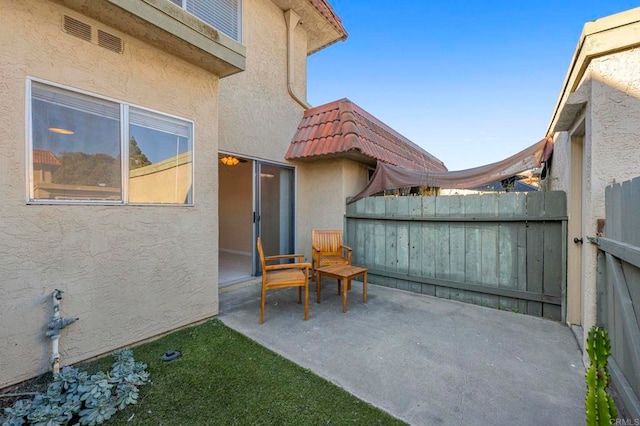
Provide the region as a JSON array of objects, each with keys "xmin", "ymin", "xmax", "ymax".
[
  {"xmin": 218, "ymin": 0, "xmax": 307, "ymax": 161},
  {"xmin": 218, "ymin": 0, "xmax": 362, "ymax": 259},
  {"xmin": 0, "ymin": 1, "xmax": 219, "ymax": 387},
  {"xmin": 296, "ymin": 158, "xmax": 369, "ymax": 261},
  {"xmin": 549, "ymin": 47, "xmax": 640, "ymax": 350}
]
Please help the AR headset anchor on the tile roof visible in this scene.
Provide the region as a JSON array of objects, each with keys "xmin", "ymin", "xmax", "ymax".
[
  {"xmin": 285, "ymin": 98, "xmax": 447, "ymax": 172},
  {"xmin": 33, "ymin": 149, "xmax": 61, "ymax": 166}
]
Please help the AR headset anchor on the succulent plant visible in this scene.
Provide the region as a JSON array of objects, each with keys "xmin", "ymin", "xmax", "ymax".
[{"xmin": 585, "ymin": 326, "xmax": 618, "ymax": 426}]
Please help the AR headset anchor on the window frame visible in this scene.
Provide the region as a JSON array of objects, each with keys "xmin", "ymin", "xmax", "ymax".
[
  {"xmin": 169, "ymin": 0, "xmax": 243, "ymax": 43},
  {"xmin": 26, "ymin": 77, "xmax": 195, "ymax": 206}
]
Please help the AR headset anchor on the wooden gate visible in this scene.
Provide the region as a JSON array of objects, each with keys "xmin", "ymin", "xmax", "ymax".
[
  {"xmin": 345, "ymin": 191, "xmax": 567, "ymax": 320},
  {"xmin": 597, "ymin": 177, "xmax": 640, "ymax": 418}
]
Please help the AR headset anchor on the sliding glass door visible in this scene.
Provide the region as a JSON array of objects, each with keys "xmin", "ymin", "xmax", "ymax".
[{"xmin": 254, "ymin": 162, "xmax": 295, "ymax": 272}]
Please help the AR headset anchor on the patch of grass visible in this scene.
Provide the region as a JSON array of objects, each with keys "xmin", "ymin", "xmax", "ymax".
[{"xmin": 81, "ymin": 319, "xmax": 406, "ymax": 425}]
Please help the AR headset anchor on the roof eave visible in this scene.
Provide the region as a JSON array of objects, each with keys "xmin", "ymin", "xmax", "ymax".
[{"xmin": 547, "ymin": 7, "xmax": 640, "ymax": 135}]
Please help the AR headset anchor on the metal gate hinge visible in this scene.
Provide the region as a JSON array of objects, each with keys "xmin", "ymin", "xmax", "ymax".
[{"xmin": 586, "ymin": 236, "xmax": 599, "ymax": 245}]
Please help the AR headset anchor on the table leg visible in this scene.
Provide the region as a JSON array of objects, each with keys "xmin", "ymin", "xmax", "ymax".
[
  {"xmin": 363, "ymin": 271, "xmax": 367, "ymax": 303},
  {"xmin": 316, "ymin": 272, "xmax": 322, "ymax": 303},
  {"xmin": 342, "ymin": 278, "xmax": 347, "ymax": 313}
]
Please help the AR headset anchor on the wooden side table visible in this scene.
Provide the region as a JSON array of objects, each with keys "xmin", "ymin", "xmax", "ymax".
[{"xmin": 315, "ymin": 264, "xmax": 368, "ymax": 313}]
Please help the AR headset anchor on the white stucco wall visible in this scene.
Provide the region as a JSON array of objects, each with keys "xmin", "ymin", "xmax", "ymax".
[
  {"xmin": 550, "ymin": 47, "xmax": 640, "ymax": 353},
  {"xmin": 0, "ymin": 1, "xmax": 219, "ymax": 387}
]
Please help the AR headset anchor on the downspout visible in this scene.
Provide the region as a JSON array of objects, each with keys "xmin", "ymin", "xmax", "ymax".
[{"xmin": 284, "ymin": 9, "xmax": 311, "ymax": 109}]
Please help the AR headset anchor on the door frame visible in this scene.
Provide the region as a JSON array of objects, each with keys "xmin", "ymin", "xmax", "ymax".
[
  {"xmin": 566, "ymin": 117, "xmax": 585, "ymax": 325},
  {"xmin": 252, "ymin": 160, "xmax": 296, "ymax": 275}
]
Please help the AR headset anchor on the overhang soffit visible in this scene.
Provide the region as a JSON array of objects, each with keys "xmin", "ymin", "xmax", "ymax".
[
  {"xmin": 52, "ymin": 0, "xmax": 246, "ymax": 76},
  {"xmin": 270, "ymin": 0, "xmax": 347, "ymax": 54},
  {"xmin": 554, "ymin": 80, "xmax": 591, "ymax": 132}
]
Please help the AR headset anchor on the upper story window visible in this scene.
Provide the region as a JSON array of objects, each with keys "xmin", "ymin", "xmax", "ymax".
[
  {"xmin": 28, "ymin": 80, "xmax": 193, "ymax": 205},
  {"xmin": 169, "ymin": 0, "xmax": 242, "ymax": 42}
]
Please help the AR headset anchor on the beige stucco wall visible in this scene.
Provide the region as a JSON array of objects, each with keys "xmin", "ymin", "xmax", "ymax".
[
  {"xmin": 0, "ymin": 1, "xmax": 219, "ymax": 387},
  {"xmin": 546, "ymin": 133, "xmax": 570, "ymax": 193},
  {"xmin": 296, "ymin": 158, "xmax": 369, "ymax": 261},
  {"xmin": 549, "ymin": 47, "xmax": 640, "ymax": 354},
  {"xmin": 218, "ymin": 0, "xmax": 307, "ymax": 160},
  {"xmin": 218, "ymin": 0, "xmax": 348, "ymax": 259}
]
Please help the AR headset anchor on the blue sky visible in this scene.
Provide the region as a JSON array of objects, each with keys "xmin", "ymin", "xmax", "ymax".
[{"xmin": 307, "ymin": 1, "xmax": 640, "ymax": 171}]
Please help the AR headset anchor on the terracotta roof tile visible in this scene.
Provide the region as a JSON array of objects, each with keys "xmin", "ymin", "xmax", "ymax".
[
  {"xmin": 286, "ymin": 99, "xmax": 447, "ymax": 172},
  {"xmin": 33, "ymin": 149, "xmax": 61, "ymax": 166}
]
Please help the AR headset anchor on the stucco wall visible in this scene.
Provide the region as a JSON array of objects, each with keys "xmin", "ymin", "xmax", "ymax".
[
  {"xmin": 218, "ymin": 0, "xmax": 336, "ymax": 258},
  {"xmin": 218, "ymin": 0, "xmax": 306, "ymax": 160},
  {"xmin": 550, "ymin": 47, "xmax": 640, "ymax": 351},
  {"xmin": 581, "ymin": 52, "xmax": 640, "ymax": 344},
  {"xmin": 296, "ymin": 159, "xmax": 369, "ymax": 261},
  {"xmin": 0, "ymin": 1, "xmax": 219, "ymax": 387},
  {"xmin": 546, "ymin": 132, "xmax": 570, "ymax": 193}
]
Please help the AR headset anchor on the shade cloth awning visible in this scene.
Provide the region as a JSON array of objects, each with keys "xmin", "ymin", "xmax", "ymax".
[{"xmin": 348, "ymin": 137, "xmax": 554, "ymax": 204}]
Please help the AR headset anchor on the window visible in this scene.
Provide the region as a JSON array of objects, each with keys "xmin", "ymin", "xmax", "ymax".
[
  {"xmin": 169, "ymin": 0, "xmax": 242, "ymax": 42},
  {"xmin": 29, "ymin": 81, "xmax": 193, "ymax": 205}
]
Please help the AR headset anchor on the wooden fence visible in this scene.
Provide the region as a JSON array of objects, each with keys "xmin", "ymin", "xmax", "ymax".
[
  {"xmin": 597, "ymin": 176, "xmax": 640, "ymax": 419},
  {"xmin": 345, "ymin": 191, "xmax": 567, "ymax": 320}
]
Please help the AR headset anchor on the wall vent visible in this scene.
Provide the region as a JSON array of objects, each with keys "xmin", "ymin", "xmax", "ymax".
[
  {"xmin": 63, "ymin": 15, "xmax": 91, "ymax": 42},
  {"xmin": 97, "ymin": 30, "xmax": 123, "ymax": 54},
  {"xmin": 62, "ymin": 15, "xmax": 123, "ymax": 54}
]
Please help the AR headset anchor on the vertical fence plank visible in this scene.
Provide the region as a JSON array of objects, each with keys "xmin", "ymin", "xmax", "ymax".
[
  {"xmin": 480, "ymin": 194, "xmax": 499, "ymax": 309},
  {"xmin": 621, "ymin": 177, "xmax": 640, "ymax": 248},
  {"xmin": 421, "ymin": 196, "xmax": 436, "ymax": 295},
  {"xmin": 498, "ymin": 193, "xmax": 519, "ymax": 312},
  {"xmin": 517, "ymin": 220, "xmax": 529, "ymax": 314},
  {"xmin": 449, "ymin": 196, "xmax": 466, "ymax": 301},
  {"xmin": 371, "ymin": 198, "xmax": 386, "ymax": 287},
  {"xmin": 396, "ymin": 198, "xmax": 410, "ymax": 290},
  {"xmin": 542, "ymin": 192, "xmax": 564, "ymax": 320},
  {"xmin": 606, "ymin": 183, "xmax": 622, "ymax": 242},
  {"xmin": 526, "ymin": 192, "xmax": 544, "ymax": 316},
  {"xmin": 464, "ymin": 195, "xmax": 483, "ymax": 306},
  {"xmin": 385, "ymin": 198, "xmax": 399, "ymax": 288},
  {"xmin": 435, "ymin": 196, "xmax": 451, "ymax": 299},
  {"xmin": 408, "ymin": 197, "xmax": 423, "ymax": 293}
]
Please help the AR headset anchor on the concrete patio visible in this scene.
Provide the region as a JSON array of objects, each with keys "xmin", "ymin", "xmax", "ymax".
[{"xmin": 218, "ymin": 279, "xmax": 585, "ymax": 425}]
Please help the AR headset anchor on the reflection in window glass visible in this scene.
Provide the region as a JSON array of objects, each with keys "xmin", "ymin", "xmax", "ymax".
[
  {"xmin": 29, "ymin": 81, "xmax": 194, "ymax": 205},
  {"xmin": 128, "ymin": 109, "xmax": 193, "ymax": 204},
  {"xmin": 31, "ymin": 82, "xmax": 122, "ymax": 201}
]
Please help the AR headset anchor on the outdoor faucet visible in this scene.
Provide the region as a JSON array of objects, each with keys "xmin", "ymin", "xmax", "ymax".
[{"xmin": 46, "ymin": 289, "xmax": 79, "ymax": 374}]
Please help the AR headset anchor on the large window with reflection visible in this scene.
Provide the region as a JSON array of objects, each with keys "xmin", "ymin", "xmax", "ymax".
[{"xmin": 29, "ymin": 81, "xmax": 193, "ymax": 205}]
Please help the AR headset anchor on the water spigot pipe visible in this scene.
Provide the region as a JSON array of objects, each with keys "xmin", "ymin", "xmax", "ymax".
[{"xmin": 47, "ymin": 289, "xmax": 78, "ymax": 374}]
